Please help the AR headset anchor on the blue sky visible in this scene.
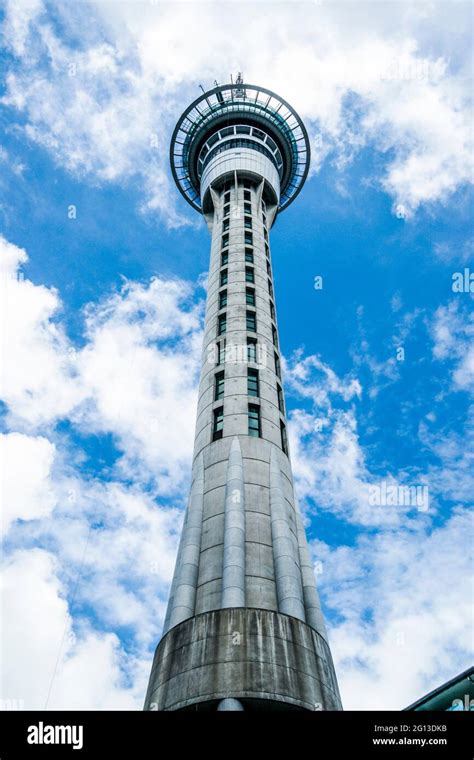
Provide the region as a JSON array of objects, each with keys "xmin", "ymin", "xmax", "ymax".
[{"xmin": 1, "ymin": 0, "xmax": 473, "ymax": 710}]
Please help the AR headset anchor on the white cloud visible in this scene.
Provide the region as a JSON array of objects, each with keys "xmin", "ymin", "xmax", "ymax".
[
  {"xmin": 315, "ymin": 507, "xmax": 472, "ymax": 709},
  {"xmin": 0, "ymin": 236, "xmax": 84, "ymax": 426},
  {"xmin": 285, "ymin": 337, "xmax": 473, "ymax": 709},
  {"xmin": 418, "ymin": 416, "xmax": 474, "ymax": 506},
  {"xmin": 284, "ymin": 350, "xmax": 362, "ymax": 410},
  {"xmin": 1, "ymin": 548, "xmax": 147, "ymax": 709},
  {"xmin": 0, "ymin": 433, "xmax": 57, "ymax": 531},
  {"xmin": 1, "ymin": 462, "xmax": 184, "ymax": 707},
  {"xmin": 1, "ymin": 236, "xmax": 203, "ymax": 493},
  {"xmin": 77, "ymin": 276, "xmax": 203, "ymax": 492},
  {"xmin": 290, "ymin": 407, "xmax": 424, "ymax": 528},
  {"xmin": 430, "ymin": 300, "xmax": 474, "ymax": 393},
  {"xmin": 0, "ymin": 235, "xmax": 199, "ymax": 707},
  {"xmin": 1, "ymin": 0, "xmax": 42, "ymax": 57},
  {"xmin": 285, "ymin": 353, "xmax": 429, "ymax": 527},
  {"xmin": 1, "ymin": 0, "xmax": 472, "ymax": 221},
  {"xmin": 433, "ymin": 237, "xmax": 473, "ymax": 265}
]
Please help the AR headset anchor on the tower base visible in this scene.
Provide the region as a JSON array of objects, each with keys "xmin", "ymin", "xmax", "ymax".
[{"xmin": 144, "ymin": 608, "xmax": 342, "ymax": 711}]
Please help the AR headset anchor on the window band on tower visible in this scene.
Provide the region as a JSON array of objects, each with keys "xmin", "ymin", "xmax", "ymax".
[
  {"xmin": 218, "ymin": 313, "xmax": 227, "ymax": 335},
  {"xmin": 217, "ymin": 339, "xmax": 225, "ymax": 365},
  {"xmin": 215, "ymin": 371, "xmax": 225, "ymax": 401},
  {"xmin": 248, "ymin": 404, "xmax": 261, "ymax": 437},
  {"xmin": 277, "ymin": 383, "xmax": 284, "ymax": 414},
  {"xmin": 212, "ymin": 407, "xmax": 224, "ymax": 441},
  {"xmin": 272, "ymin": 325, "xmax": 278, "ymax": 348},
  {"xmin": 274, "ymin": 351, "xmax": 281, "ymax": 378},
  {"xmin": 246, "ymin": 310, "xmax": 257, "ymax": 332},
  {"xmin": 280, "ymin": 420, "xmax": 288, "ymax": 455},
  {"xmin": 247, "ymin": 338, "xmax": 257, "ymax": 363},
  {"xmin": 248, "ymin": 368, "xmax": 259, "ymax": 397}
]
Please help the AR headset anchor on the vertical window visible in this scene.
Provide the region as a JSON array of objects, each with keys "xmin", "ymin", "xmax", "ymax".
[
  {"xmin": 244, "ymin": 216, "xmax": 252, "ymax": 229},
  {"xmin": 262, "ymin": 213, "xmax": 267, "ymax": 227},
  {"xmin": 221, "ymin": 251, "xmax": 228, "ymax": 266},
  {"xmin": 248, "ymin": 404, "xmax": 261, "ymax": 437},
  {"xmin": 245, "ymin": 248, "xmax": 254, "ymax": 263},
  {"xmin": 220, "ymin": 269, "xmax": 228, "ymax": 286},
  {"xmin": 217, "ymin": 340, "xmax": 225, "ymax": 365},
  {"xmin": 244, "ymin": 190, "xmax": 251, "ymax": 202},
  {"xmin": 213, "ymin": 407, "xmax": 224, "ymax": 441},
  {"xmin": 224, "ymin": 191, "xmax": 231, "ymax": 203},
  {"xmin": 218, "ymin": 313, "xmax": 227, "ymax": 335},
  {"xmin": 265, "ymin": 242, "xmax": 270, "ymax": 257},
  {"xmin": 269, "ymin": 300, "xmax": 275, "ymax": 320},
  {"xmin": 280, "ymin": 420, "xmax": 288, "ymax": 455},
  {"xmin": 245, "ymin": 231, "xmax": 253, "ymax": 245},
  {"xmin": 245, "ymin": 267, "xmax": 254, "ymax": 283},
  {"xmin": 219, "ymin": 289, "xmax": 227, "ymax": 309},
  {"xmin": 223, "ymin": 204, "xmax": 230, "ymax": 218},
  {"xmin": 246, "ymin": 287, "xmax": 255, "ymax": 306},
  {"xmin": 215, "ymin": 371, "xmax": 225, "ymax": 400},
  {"xmin": 222, "ymin": 233, "xmax": 229, "ymax": 248},
  {"xmin": 272, "ymin": 325, "xmax": 278, "ymax": 348},
  {"xmin": 268, "ymin": 279, "xmax": 273, "ymax": 298},
  {"xmin": 275, "ymin": 352, "xmax": 281, "ymax": 378},
  {"xmin": 248, "ymin": 369, "xmax": 259, "ymax": 397},
  {"xmin": 266, "ymin": 260, "xmax": 271, "ymax": 276},
  {"xmin": 246, "ymin": 311, "xmax": 257, "ymax": 331},
  {"xmin": 223, "ymin": 219, "xmax": 230, "ymax": 232},
  {"xmin": 247, "ymin": 338, "xmax": 257, "ymax": 363},
  {"xmin": 277, "ymin": 384, "xmax": 284, "ymax": 413},
  {"xmin": 244, "ymin": 202, "xmax": 251, "ymax": 215},
  {"xmin": 264, "ymin": 228, "xmax": 268, "ymax": 240}
]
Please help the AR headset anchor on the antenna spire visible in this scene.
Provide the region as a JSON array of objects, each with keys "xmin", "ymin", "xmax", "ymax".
[{"xmin": 233, "ymin": 72, "xmax": 246, "ymax": 98}]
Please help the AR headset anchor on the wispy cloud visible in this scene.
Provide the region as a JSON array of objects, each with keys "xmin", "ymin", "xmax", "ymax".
[
  {"xmin": 1, "ymin": 236, "xmax": 201, "ymax": 708},
  {"xmin": 314, "ymin": 507, "xmax": 472, "ymax": 709}
]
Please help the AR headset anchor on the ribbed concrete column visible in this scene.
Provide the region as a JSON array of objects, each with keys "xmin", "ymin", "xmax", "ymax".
[
  {"xmin": 269, "ymin": 448, "xmax": 305, "ymax": 621},
  {"xmin": 164, "ymin": 453, "xmax": 204, "ymax": 632},
  {"xmin": 222, "ymin": 437, "xmax": 246, "ymax": 608},
  {"xmin": 294, "ymin": 507, "xmax": 328, "ymax": 639}
]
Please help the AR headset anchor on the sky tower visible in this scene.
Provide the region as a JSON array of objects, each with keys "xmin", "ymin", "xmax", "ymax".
[{"xmin": 144, "ymin": 76, "xmax": 342, "ymax": 711}]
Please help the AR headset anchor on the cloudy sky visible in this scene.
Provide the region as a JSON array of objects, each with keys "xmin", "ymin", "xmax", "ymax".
[{"xmin": 0, "ymin": 0, "xmax": 472, "ymax": 711}]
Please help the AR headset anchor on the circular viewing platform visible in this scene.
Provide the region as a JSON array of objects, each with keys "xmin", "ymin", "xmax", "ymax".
[{"xmin": 170, "ymin": 82, "xmax": 311, "ymax": 213}]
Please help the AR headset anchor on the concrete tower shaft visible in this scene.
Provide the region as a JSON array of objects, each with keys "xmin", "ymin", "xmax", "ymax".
[{"xmin": 144, "ymin": 80, "xmax": 342, "ymax": 712}]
